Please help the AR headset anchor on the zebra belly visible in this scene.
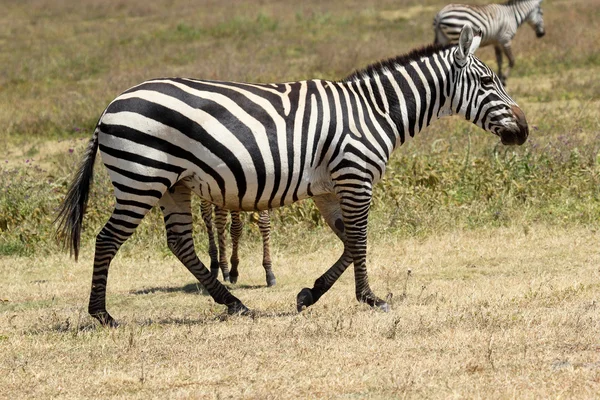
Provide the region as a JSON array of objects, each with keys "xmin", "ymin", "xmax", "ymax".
[{"xmin": 181, "ymin": 165, "xmax": 332, "ymax": 211}]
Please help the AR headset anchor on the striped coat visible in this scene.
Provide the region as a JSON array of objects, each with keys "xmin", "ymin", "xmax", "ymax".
[
  {"xmin": 434, "ymin": 0, "xmax": 545, "ymax": 83},
  {"xmin": 56, "ymin": 24, "xmax": 528, "ymax": 326}
]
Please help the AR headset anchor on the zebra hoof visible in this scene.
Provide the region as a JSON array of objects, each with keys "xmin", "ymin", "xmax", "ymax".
[
  {"xmin": 90, "ymin": 311, "xmax": 119, "ymax": 328},
  {"xmin": 229, "ymin": 275, "xmax": 238, "ymax": 284},
  {"xmin": 266, "ymin": 272, "xmax": 276, "ymax": 287},
  {"xmin": 296, "ymin": 288, "xmax": 314, "ymax": 312},
  {"xmin": 223, "ymin": 273, "xmax": 231, "ymax": 283},
  {"xmin": 227, "ymin": 302, "xmax": 250, "ymax": 316},
  {"xmin": 358, "ymin": 294, "xmax": 391, "ymax": 313}
]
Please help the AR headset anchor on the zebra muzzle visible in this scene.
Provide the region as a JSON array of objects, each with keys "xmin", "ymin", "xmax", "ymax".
[{"xmin": 500, "ymin": 105, "xmax": 528, "ymax": 146}]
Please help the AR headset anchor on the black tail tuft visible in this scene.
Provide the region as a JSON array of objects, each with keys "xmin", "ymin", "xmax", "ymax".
[{"xmin": 55, "ymin": 130, "xmax": 99, "ymax": 261}]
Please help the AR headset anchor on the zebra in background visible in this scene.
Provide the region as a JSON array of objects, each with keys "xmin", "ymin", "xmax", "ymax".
[
  {"xmin": 200, "ymin": 201, "xmax": 276, "ymax": 287},
  {"xmin": 433, "ymin": 0, "xmax": 545, "ymax": 84},
  {"xmin": 56, "ymin": 24, "xmax": 528, "ymax": 327}
]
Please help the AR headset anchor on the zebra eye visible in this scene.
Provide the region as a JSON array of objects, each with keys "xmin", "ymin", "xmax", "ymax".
[{"xmin": 481, "ymin": 76, "xmax": 494, "ymax": 85}]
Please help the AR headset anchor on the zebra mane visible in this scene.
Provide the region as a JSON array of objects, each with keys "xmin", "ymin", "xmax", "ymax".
[
  {"xmin": 506, "ymin": 0, "xmax": 538, "ymax": 4},
  {"xmin": 342, "ymin": 43, "xmax": 454, "ymax": 82}
]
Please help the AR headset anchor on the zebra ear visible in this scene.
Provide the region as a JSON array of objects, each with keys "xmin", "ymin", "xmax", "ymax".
[
  {"xmin": 469, "ymin": 26, "xmax": 482, "ymax": 54},
  {"xmin": 456, "ymin": 24, "xmax": 477, "ymax": 64}
]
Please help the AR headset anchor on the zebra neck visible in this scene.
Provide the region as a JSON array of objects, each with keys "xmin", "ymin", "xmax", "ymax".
[
  {"xmin": 506, "ymin": 1, "xmax": 537, "ymax": 28},
  {"xmin": 375, "ymin": 56, "xmax": 451, "ymax": 149},
  {"xmin": 341, "ymin": 45, "xmax": 455, "ymax": 154}
]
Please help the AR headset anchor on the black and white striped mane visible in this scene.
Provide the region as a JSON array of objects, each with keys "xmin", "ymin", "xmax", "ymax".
[
  {"xmin": 343, "ymin": 43, "xmax": 454, "ymax": 82},
  {"xmin": 506, "ymin": 0, "xmax": 535, "ymax": 4}
]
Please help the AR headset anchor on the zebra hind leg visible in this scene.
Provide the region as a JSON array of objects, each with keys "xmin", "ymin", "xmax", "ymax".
[
  {"xmin": 160, "ymin": 183, "xmax": 248, "ymax": 315},
  {"xmin": 257, "ymin": 210, "xmax": 276, "ymax": 287},
  {"xmin": 89, "ymin": 199, "xmax": 157, "ymax": 327},
  {"xmin": 214, "ymin": 206, "xmax": 231, "ymax": 282},
  {"xmin": 200, "ymin": 200, "xmax": 219, "ymax": 278},
  {"xmin": 229, "ymin": 211, "xmax": 242, "ymax": 284}
]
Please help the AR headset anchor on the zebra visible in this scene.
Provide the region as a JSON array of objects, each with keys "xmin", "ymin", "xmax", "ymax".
[
  {"xmin": 56, "ymin": 24, "xmax": 528, "ymax": 327},
  {"xmin": 200, "ymin": 201, "xmax": 276, "ymax": 287},
  {"xmin": 433, "ymin": 0, "xmax": 545, "ymax": 84}
]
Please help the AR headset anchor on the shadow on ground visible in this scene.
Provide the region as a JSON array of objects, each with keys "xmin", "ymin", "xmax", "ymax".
[
  {"xmin": 130, "ymin": 282, "xmax": 270, "ymax": 296},
  {"xmin": 130, "ymin": 283, "xmax": 207, "ymax": 296}
]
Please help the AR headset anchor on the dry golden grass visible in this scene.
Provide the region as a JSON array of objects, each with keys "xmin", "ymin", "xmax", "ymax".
[
  {"xmin": 1, "ymin": 225, "xmax": 599, "ymax": 398},
  {"xmin": 1, "ymin": 0, "xmax": 600, "ymax": 398}
]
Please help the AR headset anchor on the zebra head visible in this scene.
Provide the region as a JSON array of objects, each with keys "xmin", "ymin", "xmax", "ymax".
[
  {"xmin": 527, "ymin": 0, "xmax": 545, "ymax": 38},
  {"xmin": 450, "ymin": 24, "xmax": 528, "ymax": 146}
]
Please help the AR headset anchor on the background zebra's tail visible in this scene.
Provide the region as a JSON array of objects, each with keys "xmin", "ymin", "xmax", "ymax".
[{"xmin": 55, "ymin": 129, "xmax": 100, "ymax": 261}]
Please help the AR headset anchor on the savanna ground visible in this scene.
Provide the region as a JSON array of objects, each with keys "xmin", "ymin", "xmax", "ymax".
[{"xmin": 1, "ymin": 0, "xmax": 599, "ymax": 398}]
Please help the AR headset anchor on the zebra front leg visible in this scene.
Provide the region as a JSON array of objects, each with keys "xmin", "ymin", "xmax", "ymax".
[
  {"xmin": 340, "ymin": 192, "xmax": 389, "ymax": 312},
  {"xmin": 296, "ymin": 194, "xmax": 353, "ymax": 311},
  {"xmin": 494, "ymin": 45, "xmax": 506, "ymax": 85},
  {"xmin": 200, "ymin": 200, "xmax": 219, "ymax": 278},
  {"xmin": 89, "ymin": 201, "xmax": 154, "ymax": 327},
  {"xmin": 258, "ymin": 210, "xmax": 276, "ymax": 287},
  {"xmin": 229, "ymin": 211, "xmax": 242, "ymax": 284},
  {"xmin": 214, "ymin": 206, "xmax": 230, "ymax": 282},
  {"xmin": 160, "ymin": 184, "xmax": 248, "ymax": 315}
]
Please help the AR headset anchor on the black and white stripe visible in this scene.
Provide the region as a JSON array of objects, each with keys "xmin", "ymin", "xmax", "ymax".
[
  {"xmin": 56, "ymin": 24, "xmax": 528, "ymax": 326},
  {"xmin": 433, "ymin": 0, "xmax": 545, "ymax": 84}
]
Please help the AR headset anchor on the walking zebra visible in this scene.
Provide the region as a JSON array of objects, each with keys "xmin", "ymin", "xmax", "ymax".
[
  {"xmin": 433, "ymin": 0, "xmax": 545, "ymax": 84},
  {"xmin": 56, "ymin": 24, "xmax": 528, "ymax": 327},
  {"xmin": 201, "ymin": 202, "xmax": 276, "ymax": 287}
]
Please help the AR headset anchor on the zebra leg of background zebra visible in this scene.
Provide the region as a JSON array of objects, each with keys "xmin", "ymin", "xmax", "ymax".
[
  {"xmin": 88, "ymin": 195, "xmax": 160, "ymax": 327},
  {"xmin": 200, "ymin": 200, "xmax": 220, "ymax": 278},
  {"xmin": 258, "ymin": 210, "xmax": 276, "ymax": 287},
  {"xmin": 296, "ymin": 194, "xmax": 352, "ymax": 311},
  {"xmin": 214, "ymin": 206, "xmax": 231, "ymax": 282},
  {"xmin": 159, "ymin": 183, "xmax": 248, "ymax": 314},
  {"xmin": 494, "ymin": 45, "xmax": 506, "ymax": 85},
  {"xmin": 228, "ymin": 211, "xmax": 242, "ymax": 284},
  {"xmin": 501, "ymin": 43, "xmax": 516, "ymax": 85}
]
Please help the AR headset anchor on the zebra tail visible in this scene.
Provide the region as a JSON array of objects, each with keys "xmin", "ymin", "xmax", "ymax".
[{"xmin": 54, "ymin": 129, "xmax": 100, "ymax": 261}]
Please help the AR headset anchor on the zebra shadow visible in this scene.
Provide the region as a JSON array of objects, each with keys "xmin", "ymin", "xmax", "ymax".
[
  {"xmin": 140, "ymin": 309, "xmax": 299, "ymax": 326},
  {"xmin": 129, "ymin": 283, "xmax": 208, "ymax": 296},
  {"xmin": 129, "ymin": 282, "xmax": 269, "ymax": 296},
  {"xmin": 228, "ymin": 283, "xmax": 267, "ymax": 290}
]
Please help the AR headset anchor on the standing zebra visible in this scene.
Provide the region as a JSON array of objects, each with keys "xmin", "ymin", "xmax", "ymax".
[
  {"xmin": 433, "ymin": 0, "xmax": 545, "ymax": 84},
  {"xmin": 200, "ymin": 202, "xmax": 276, "ymax": 287},
  {"xmin": 56, "ymin": 24, "xmax": 528, "ymax": 327}
]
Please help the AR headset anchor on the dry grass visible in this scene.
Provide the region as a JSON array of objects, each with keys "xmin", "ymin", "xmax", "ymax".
[
  {"xmin": 1, "ymin": 0, "xmax": 600, "ymax": 398},
  {"xmin": 1, "ymin": 225, "xmax": 599, "ymax": 398}
]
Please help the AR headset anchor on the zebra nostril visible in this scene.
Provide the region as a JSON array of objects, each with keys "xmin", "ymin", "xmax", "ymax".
[{"xmin": 510, "ymin": 105, "xmax": 528, "ymax": 145}]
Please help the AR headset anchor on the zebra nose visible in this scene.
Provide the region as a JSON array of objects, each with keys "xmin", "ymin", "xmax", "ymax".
[
  {"xmin": 511, "ymin": 105, "xmax": 528, "ymax": 145},
  {"xmin": 536, "ymin": 30, "xmax": 545, "ymax": 38},
  {"xmin": 500, "ymin": 105, "xmax": 528, "ymax": 145}
]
